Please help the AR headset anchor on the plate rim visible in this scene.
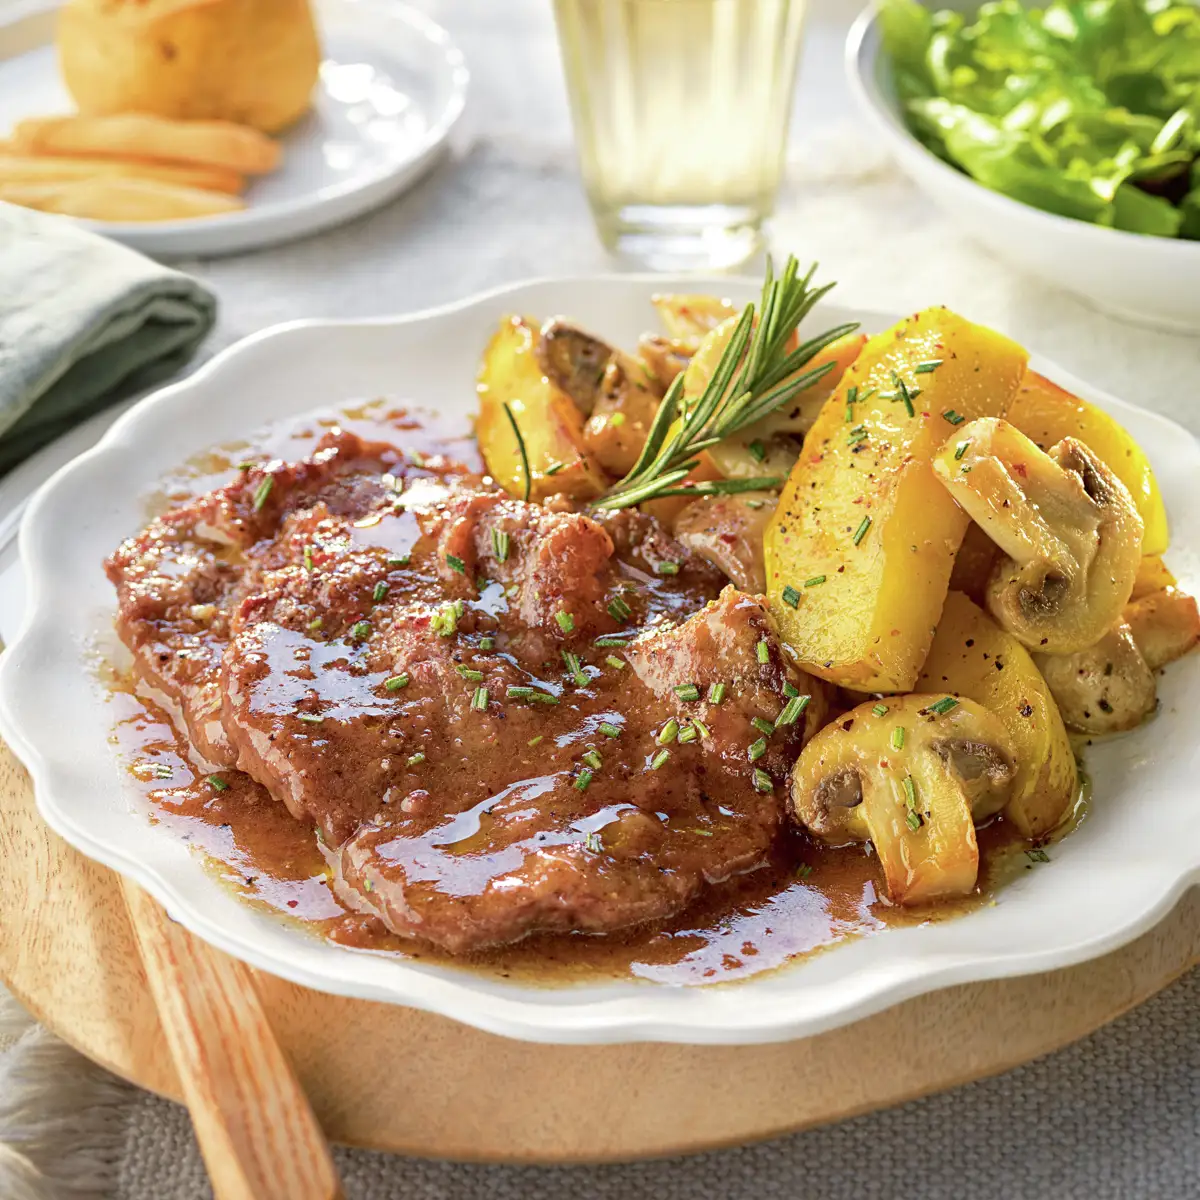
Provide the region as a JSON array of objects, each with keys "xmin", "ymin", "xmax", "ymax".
[
  {"xmin": 0, "ymin": 0, "xmax": 470, "ymax": 246},
  {"xmin": 2, "ymin": 272, "xmax": 1198, "ymax": 1045}
]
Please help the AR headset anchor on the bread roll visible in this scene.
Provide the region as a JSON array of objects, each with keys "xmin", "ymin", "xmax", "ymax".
[{"xmin": 57, "ymin": 0, "xmax": 320, "ymax": 134}]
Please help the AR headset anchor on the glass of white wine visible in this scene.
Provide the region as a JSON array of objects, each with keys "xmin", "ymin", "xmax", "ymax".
[{"xmin": 553, "ymin": 0, "xmax": 807, "ymax": 270}]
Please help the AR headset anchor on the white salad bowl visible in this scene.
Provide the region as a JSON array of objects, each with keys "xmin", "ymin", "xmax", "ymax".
[
  {"xmin": 846, "ymin": 5, "xmax": 1200, "ymax": 335},
  {"xmin": 0, "ymin": 275, "xmax": 1198, "ymax": 1045}
]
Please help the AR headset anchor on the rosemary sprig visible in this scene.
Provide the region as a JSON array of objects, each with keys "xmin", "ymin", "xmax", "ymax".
[
  {"xmin": 592, "ymin": 257, "xmax": 857, "ymax": 511},
  {"xmin": 502, "ymin": 402, "xmax": 532, "ymax": 503}
]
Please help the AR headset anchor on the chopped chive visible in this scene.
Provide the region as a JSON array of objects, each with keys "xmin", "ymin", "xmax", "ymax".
[
  {"xmin": 456, "ymin": 665, "xmax": 484, "ymax": 681},
  {"xmin": 595, "ymin": 634, "xmax": 631, "ymax": 647},
  {"xmin": 656, "ymin": 561, "xmax": 681, "ymax": 576},
  {"xmin": 903, "ymin": 775, "xmax": 918, "ymax": 810},
  {"xmin": 901, "ymin": 391, "xmax": 915, "ymax": 418},
  {"xmin": 906, "ymin": 810, "xmax": 922, "ymax": 832},
  {"xmin": 914, "ymin": 359, "xmax": 942, "ymax": 374},
  {"xmin": 605, "ymin": 654, "xmax": 626, "ymax": 670},
  {"xmin": 693, "ymin": 718, "xmax": 711, "ymax": 739},
  {"xmin": 206, "ymin": 774, "xmax": 229, "ymax": 792},
  {"xmin": 491, "ymin": 528, "xmax": 510, "ymax": 564},
  {"xmin": 610, "ymin": 412, "xmax": 627, "ymax": 427},
  {"xmin": 446, "ymin": 554, "xmax": 466, "ymax": 575},
  {"xmin": 562, "ymin": 650, "xmax": 589, "ymax": 686},
  {"xmin": 658, "ymin": 718, "xmax": 680, "ymax": 745},
  {"xmin": 752, "ymin": 768, "xmax": 773, "ymax": 793},
  {"xmin": 845, "ymin": 403, "xmax": 855, "ymax": 423},
  {"xmin": 584, "ymin": 831, "xmax": 603, "ymax": 852},
  {"xmin": 431, "ymin": 601, "xmax": 460, "ymax": 637},
  {"xmin": 755, "ymin": 639, "xmax": 770, "ymax": 664},
  {"xmin": 252, "ymin": 475, "xmax": 274, "ymax": 511},
  {"xmin": 689, "ymin": 827, "xmax": 713, "ymax": 836},
  {"xmin": 608, "ymin": 595, "xmax": 633, "ymax": 622},
  {"xmin": 942, "ymin": 410, "xmax": 965, "ymax": 426},
  {"xmin": 507, "ymin": 686, "xmax": 559, "ymax": 705},
  {"xmin": 408, "ymin": 752, "xmax": 425, "ymax": 766},
  {"xmin": 748, "ymin": 737, "xmax": 768, "ymax": 761},
  {"xmin": 583, "ymin": 749, "xmax": 603, "ymax": 770},
  {"xmin": 846, "ymin": 385, "xmax": 858, "ymax": 405},
  {"xmin": 805, "ymin": 575, "xmax": 826, "ymax": 587},
  {"xmin": 384, "ymin": 674, "xmax": 409, "ymax": 691},
  {"xmin": 927, "ymin": 696, "xmax": 959, "ymax": 715},
  {"xmin": 303, "ymin": 544, "xmax": 314, "ymax": 572},
  {"xmin": 747, "ymin": 439, "xmax": 767, "ymax": 463},
  {"xmin": 796, "ymin": 863, "xmax": 814, "ymax": 879},
  {"xmin": 872, "ymin": 703, "xmax": 889, "ymax": 717},
  {"xmin": 349, "ymin": 620, "xmax": 371, "ymax": 641},
  {"xmin": 674, "ymin": 683, "xmax": 701, "ymax": 702},
  {"xmin": 527, "ymin": 735, "xmax": 544, "ymax": 747},
  {"xmin": 752, "ymin": 716, "xmax": 775, "ymax": 737},
  {"xmin": 678, "ymin": 724, "xmax": 699, "ymax": 744},
  {"xmin": 1026, "ymin": 848, "xmax": 1050, "ymax": 863},
  {"xmin": 783, "ymin": 682, "xmax": 800, "ymax": 698},
  {"xmin": 776, "ymin": 695, "xmax": 810, "ymax": 726},
  {"xmin": 479, "ymin": 636, "xmax": 495, "ymax": 651},
  {"xmin": 555, "ymin": 610, "xmax": 575, "ymax": 634},
  {"xmin": 373, "ymin": 581, "xmax": 389, "ymax": 602},
  {"xmin": 891, "ymin": 726, "xmax": 905, "ymax": 750},
  {"xmin": 954, "ymin": 440, "xmax": 970, "ymax": 461},
  {"xmin": 852, "ymin": 516, "xmax": 872, "ymax": 546},
  {"xmin": 545, "ymin": 460, "xmax": 567, "ymax": 476},
  {"xmin": 847, "ymin": 426, "xmax": 868, "ymax": 446},
  {"xmin": 781, "ymin": 584, "xmax": 802, "ymax": 608},
  {"xmin": 649, "ymin": 749, "xmax": 671, "ymax": 771},
  {"xmin": 307, "ymin": 616, "xmax": 323, "ymax": 632},
  {"xmin": 745, "ymin": 499, "xmax": 766, "ymax": 509},
  {"xmin": 471, "ymin": 686, "xmax": 489, "ymax": 711},
  {"xmin": 297, "ymin": 713, "xmax": 324, "ymax": 724},
  {"xmin": 708, "ymin": 681, "xmax": 727, "ymax": 704},
  {"xmin": 598, "ymin": 721, "xmax": 622, "ymax": 739},
  {"xmin": 387, "ymin": 554, "xmax": 410, "ymax": 568},
  {"xmin": 237, "ymin": 460, "xmax": 256, "ymax": 471}
]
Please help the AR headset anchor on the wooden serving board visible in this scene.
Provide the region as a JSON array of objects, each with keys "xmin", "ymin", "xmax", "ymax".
[{"xmin": 2, "ymin": 739, "xmax": 1197, "ymax": 1164}]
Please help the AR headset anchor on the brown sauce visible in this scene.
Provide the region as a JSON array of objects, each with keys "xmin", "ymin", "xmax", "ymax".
[{"xmin": 103, "ymin": 401, "xmax": 1081, "ymax": 988}]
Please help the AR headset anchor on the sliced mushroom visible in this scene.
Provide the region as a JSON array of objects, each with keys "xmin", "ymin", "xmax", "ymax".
[
  {"xmin": 672, "ymin": 492, "xmax": 777, "ymax": 592},
  {"xmin": 536, "ymin": 319, "xmax": 665, "ymax": 478},
  {"xmin": 789, "ymin": 695, "xmax": 1017, "ymax": 905},
  {"xmin": 1124, "ymin": 586, "xmax": 1200, "ymax": 670},
  {"xmin": 638, "ymin": 333, "xmax": 694, "ymax": 390},
  {"xmin": 1034, "ymin": 623, "xmax": 1157, "ymax": 734},
  {"xmin": 933, "ymin": 419, "xmax": 1143, "ymax": 655}
]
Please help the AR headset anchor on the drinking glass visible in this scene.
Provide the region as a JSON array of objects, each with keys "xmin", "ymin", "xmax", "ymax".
[{"xmin": 552, "ymin": 0, "xmax": 807, "ymax": 270}]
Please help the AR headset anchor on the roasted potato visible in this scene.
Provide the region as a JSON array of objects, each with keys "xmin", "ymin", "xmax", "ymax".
[
  {"xmin": 1131, "ymin": 555, "xmax": 1177, "ymax": 600},
  {"xmin": 476, "ymin": 317, "xmax": 608, "ymax": 503},
  {"xmin": 651, "ymin": 293, "xmax": 738, "ymax": 341},
  {"xmin": 918, "ymin": 591, "xmax": 1077, "ymax": 838},
  {"xmin": 764, "ymin": 308, "xmax": 1028, "ymax": 692},
  {"xmin": 1007, "ymin": 371, "xmax": 1169, "ymax": 556}
]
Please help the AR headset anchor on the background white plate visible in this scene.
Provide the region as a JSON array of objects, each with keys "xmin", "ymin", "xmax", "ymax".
[
  {"xmin": 0, "ymin": 0, "xmax": 468, "ymax": 257},
  {"xmin": 1, "ymin": 276, "xmax": 1198, "ymax": 1045}
]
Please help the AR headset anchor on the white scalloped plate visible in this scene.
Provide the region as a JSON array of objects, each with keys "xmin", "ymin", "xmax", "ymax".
[{"xmin": 1, "ymin": 276, "xmax": 1197, "ymax": 1045}]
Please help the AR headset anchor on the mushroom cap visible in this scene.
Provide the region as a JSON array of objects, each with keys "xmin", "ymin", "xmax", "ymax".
[
  {"xmin": 1035, "ymin": 622, "xmax": 1157, "ymax": 734},
  {"xmin": 933, "ymin": 419, "xmax": 1143, "ymax": 655},
  {"xmin": 789, "ymin": 694, "xmax": 1018, "ymax": 905}
]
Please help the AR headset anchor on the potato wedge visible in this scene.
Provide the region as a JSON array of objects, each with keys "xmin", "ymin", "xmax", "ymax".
[
  {"xmin": 475, "ymin": 317, "xmax": 608, "ymax": 503},
  {"xmin": 1007, "ymin": 371, "xmax": 1168, "ymax": 556},
  {"xmin": 754, "ymin": 331, "xmax": 869, "ymax": 437},
  {"xmin": 918, "ymin": 591, "xmax": 1077, "ymax": 839},
  {"xmin": 764, "ymin": 308, "xmax": 1028, "ymax": 692},
  {"xmin": 651, "ymin": 293, "xmax": 738, "ymax": 341},
  {"xmin": 1131, "ymin": 555, "xmax": 1176, "ymax": 600}
]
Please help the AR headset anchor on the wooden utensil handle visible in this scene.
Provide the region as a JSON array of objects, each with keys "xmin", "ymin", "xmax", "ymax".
[{"xmin": 121, "ymin": 880, "xmax": 343, "ymax": 1200}]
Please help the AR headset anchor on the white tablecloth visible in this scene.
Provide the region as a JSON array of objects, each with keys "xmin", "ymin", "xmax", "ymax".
[{"xmin": 1, "ymin": 1, "xmax": 1198, "ymax": 1196}]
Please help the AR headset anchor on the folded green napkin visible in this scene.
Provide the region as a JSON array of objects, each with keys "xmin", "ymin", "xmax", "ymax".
[{"xmin": 0, "ymin": 203, "xmax": 217, "ymax": 476}]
